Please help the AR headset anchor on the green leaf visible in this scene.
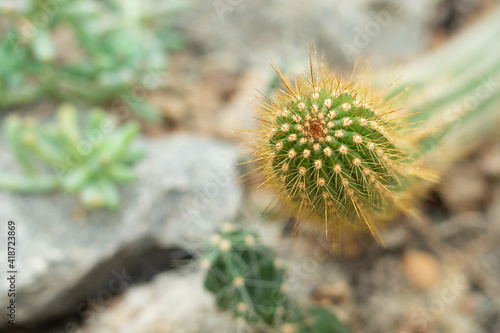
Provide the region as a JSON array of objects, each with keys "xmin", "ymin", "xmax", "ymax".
[
  {"xmin": 29, "ymin": 126, "xmax": 67, "ymax": 165},
  {"xmin": 57, "ymin": 103, "xmax": 82, "ymax": 146},
  {"xmin": 3, "ymin": 116, "xmax": 36, "ymax": 175},
  {"xmin": 62, "ymin": 168, "xmax": 91, "ymax": 192},
  {"xmin": 0, "ymin": 175, "xmax": 59, "ymax": 193},
  {"xmin": 103, "ymin": 123, "xmax": 140, "ymax": 159},
  {"xmin": 107, "ymin": 164, "xmax": 137, "ymax": 183},
  {"xmin": 98, "ymin": 179, "xmax": 120, "ymax": 209},
  {"xmin": 81, "ymin": 184, "xmax": 105, "ymax": 209},
  {"xmin": 120, "ymin": 148, "xmax": 146, "ymax": 164},
  {"xmin": 32, "ymin": 29, "xmax": 55, "ymax": 62},
  {"xmin": 87, "ymin": 109, "xmax": 108, "ymax": 133},
  {"xmin": 129, "ymin": 100, "xmax": 160, "ymax": 122}
]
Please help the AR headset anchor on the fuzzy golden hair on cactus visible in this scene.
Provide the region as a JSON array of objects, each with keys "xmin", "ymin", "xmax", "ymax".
[{"xmin": 245, "ymin": 52, "xmax": 432, "ymax": 243}]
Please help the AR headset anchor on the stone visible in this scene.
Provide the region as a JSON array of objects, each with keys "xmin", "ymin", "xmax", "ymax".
[
  {"xmin": 78, "ymin": 222, "xmax": 350, "ymax": 333},
  {"xmin": 402, "ymin": 250, "xmax": 441, "ymax": 291},
  {"xmin": 174, "ymin": 0, "xmax": 435, "ymax": 74},
  {"xmin": 0, "ymin": 134, "xmax": 242, "ymax": 329},
  {"xmin": 312, "ymin": 280, "xmax": 351, "ymax": 305},
  {"xmin": 79, "ymin": 268, "xmax": 242, "ymax": 333}
]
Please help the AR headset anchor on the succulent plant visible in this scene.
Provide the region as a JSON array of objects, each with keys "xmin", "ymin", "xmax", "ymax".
[
  {"xmin": 245, "ymin": 9, "xmax": 500, "ymax": 246},
  {"xmin": 249, "ymin": 55, "xmax": 433, "ymax": 242},
  {"xmin": 0, "ymin": 104, "xmax": 144, "ymax": 209},
  {"xmin": 370, "ymin": 7, "xmax": 500, "ymax": 170},
  {"xmin": 0, "ymin": 0, "xmax": 188, "ymax": 120},
  {"xmin": 202, "ymin": 224, "xmax": 349, "ymax": 332},
  {"xmin": 203, "ymin": 224, "xmax": 287, "ymax": 326}
]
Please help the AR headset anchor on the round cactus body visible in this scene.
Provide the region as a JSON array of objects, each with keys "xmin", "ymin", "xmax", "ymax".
[
  {"xmin": 202, "ymin": 224, "xmax": 350, "ymax": 332},
  {"xmin": 203, "ymin": 225, "xmax": 287, "ymax": 325},
  {"xmin": 252, "ymin": 59, "xmax": 429, "ymax": 240}
]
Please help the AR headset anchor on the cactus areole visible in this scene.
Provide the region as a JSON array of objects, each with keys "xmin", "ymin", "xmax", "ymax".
[{"xmin": 251, "ymin": 55, "xmax": 429, "ymax": 241}]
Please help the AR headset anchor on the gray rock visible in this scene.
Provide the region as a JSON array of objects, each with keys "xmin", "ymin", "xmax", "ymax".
[
  {"xmin": 77, "ymin": 223, "xmax": 349, "ymax": 333},
  {"xmin": 0, "ymin": 134, "xmax": 242, "ymax": 328},
  {"xmin": 175, "ymin": 0, "xmax": 436, "ymax": 73},
  {"xmin": 79, "ymin": 268, "xmax": 245, "ymax": 333}
]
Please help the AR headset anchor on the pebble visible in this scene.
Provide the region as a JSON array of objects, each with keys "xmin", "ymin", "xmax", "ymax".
[
  {"xmin": 402, "ymin": 250, "xmax": 441, "ymax": 291},
  {"xmin": 312, "ymin": 280, "xmax": 350, "ymax": 305}
]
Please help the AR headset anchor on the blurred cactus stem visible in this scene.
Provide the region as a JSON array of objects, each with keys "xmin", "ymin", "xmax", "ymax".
[
  {"xmin": 370, "ymin": 6, "xmax": 500, "ymax": 167},
  {"xmin": 202, "ymin": 223, "xmax": 350, "ymax": 333}
]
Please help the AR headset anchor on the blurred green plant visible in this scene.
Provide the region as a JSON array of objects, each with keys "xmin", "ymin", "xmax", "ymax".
[
  {"xmin": 370, "ymin": 6, "xmax": 500, "ymax": 169},
  {"xmin": 0, "ymin": 0, "xmax": 188, "ymax": 120},
  {"xmin": 202, "ymin": 224, "xmax": 350, "ymax": 333},
  {"xmin": 0, "ymin": 104, "xmax": 144, "ymax": 209}
]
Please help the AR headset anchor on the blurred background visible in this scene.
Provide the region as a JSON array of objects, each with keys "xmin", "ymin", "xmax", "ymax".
[{"xmin": 1, "ymin": 0, "xmax": 500, "ymax": 332}]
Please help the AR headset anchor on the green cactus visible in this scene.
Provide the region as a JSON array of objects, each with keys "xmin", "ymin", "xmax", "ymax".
[
  {"xmin": 0, "ymin": 0, "xmax": 188, "ymax": 120},
  {"xmin": 202, "ymin": 224, "xmax": 350, "ymax": 333},
  {"xmin": 289, "ymin": 306, "xmax": 350, "ymax": 333},
  {"xmin": 246, "ymin": 9, "xmax": 500, "ymax": 244},
  {"xmin": 203, "ymin": 225, "xmax": 287, "ymax": 325},
  {"xmin": 371, "ymin": 7, "xmax": 500, "ymax": 171},
  {"xmin": 250, "ymin": 58, "xmax": 433, "ymax": 242},
  {"xmin": 0, "ymin": 104, "xmax": 144, "ymax": 209}
]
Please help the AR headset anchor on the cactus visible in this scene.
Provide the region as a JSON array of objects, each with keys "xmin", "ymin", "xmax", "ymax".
[
  {"xmin": 0, "ymin": 104, "xmax": 144, "ymax": 209},
  {"xmin": 0, "ymin": 0, "xmax": 188, "ymax": 120},
  {"xmin": 247, "ymin": 9, "xmax": 500, "ymax": 242},
  {"xmin": 370, "ymin": 7, "xmax": 500, "ymax": 172},
  {"xmin": 249, "ymin": 55, "xmax": 433, "ymax": 242},
  {"xmin": 202, "ymin": 224, "xmax": 350, "ymax": 332}
]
